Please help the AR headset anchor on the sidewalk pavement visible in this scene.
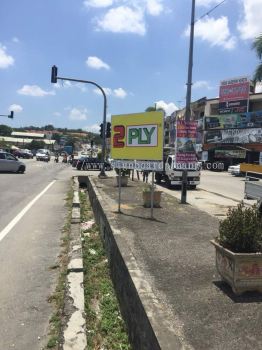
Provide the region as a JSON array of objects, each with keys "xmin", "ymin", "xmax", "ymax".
[{"xmin": 90, "ymin": 175, "xmax": 262, "ymax": 350}]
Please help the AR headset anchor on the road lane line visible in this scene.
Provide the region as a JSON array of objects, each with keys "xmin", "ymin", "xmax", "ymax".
[{"xmin": 0, "ymin": 180, "xmax": 56, "ymax": 243}]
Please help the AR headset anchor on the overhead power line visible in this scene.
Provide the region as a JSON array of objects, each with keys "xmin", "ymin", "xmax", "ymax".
[{"xmin": 195, "ymin": 0, "xmax": 227, "ymax": 23}]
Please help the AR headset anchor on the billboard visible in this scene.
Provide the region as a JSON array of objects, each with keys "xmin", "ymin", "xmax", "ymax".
[
  {"xmin": 176, "ymin": 121, "xmax": 197, "ymax": 169},
  {"xmin": 219, "ymin": 76, "xmax": 249, "ymax": 114},
  {"xmin": 205, "ymin": 110, "xmax": 262, "ymax": 130},
  {"xmin": 111, "ymin": 111, "xmax": 164, "ymax": 161},
  {"xmin": 204, "ymin": 127, "xmax": 262, "ymax": 144}
]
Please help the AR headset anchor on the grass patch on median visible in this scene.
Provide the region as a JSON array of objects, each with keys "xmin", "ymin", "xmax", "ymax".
[
  {"xmin": 46, "ymin": 180, "xmax": 74, "ymax": 349},
  {"xmin": 79, "ymin": 190, "xmax": 131, "ymax": 350}
]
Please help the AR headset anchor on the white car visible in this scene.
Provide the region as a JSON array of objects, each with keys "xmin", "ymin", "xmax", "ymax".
[
  {"xmin": 36, "ymin": 149, "xmax": 50, "ymax": 162},
  {"xmin": 228, "ymin": 164, "xmax": 244, "ymax": 176},
  {"xmin": 0, "ymin": 151, "xmax": 26, "ymax": 173}
]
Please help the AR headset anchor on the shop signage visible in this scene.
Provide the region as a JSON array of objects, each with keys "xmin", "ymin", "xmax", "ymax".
[
  {"xmin": 218, "ymin": 99, "xmax": 248, "ymax": 114},
  {"xmin": 214, "ymin": 149, "xmax": 246, "ymax": 159}
]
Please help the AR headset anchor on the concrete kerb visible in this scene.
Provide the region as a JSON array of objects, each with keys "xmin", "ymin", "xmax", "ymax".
[
  {"xmin": 62, "ymin": 178, "xmax": 87, "ymax": 350},
  {"xmin": 86, "ymin": 175, "xmax": 184, "ymax": 350}
]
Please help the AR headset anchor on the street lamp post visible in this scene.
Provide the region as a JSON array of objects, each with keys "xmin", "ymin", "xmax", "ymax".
[
  {"xmin": 181, "ymin": 0, "xmax": 195, "ymax": 204},
  {"xmin": 51, "ymin": 65, "xmax": 107, "ymax": 177}
]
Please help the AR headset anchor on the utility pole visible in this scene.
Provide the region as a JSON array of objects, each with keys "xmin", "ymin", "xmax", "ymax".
[{"xmin": 181, "ymin": 0, "xmax": 195, "ymax": 204}]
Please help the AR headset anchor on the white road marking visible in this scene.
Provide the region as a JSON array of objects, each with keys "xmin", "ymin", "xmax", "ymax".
[{"xmin": 0, "ymin": 180, "xmax": 56, "ymax": 243}]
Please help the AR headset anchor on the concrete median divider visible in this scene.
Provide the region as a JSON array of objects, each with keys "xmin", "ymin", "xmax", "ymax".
[{"xmin": 84, "ymin": 175, "xmax": 183, "ymax": 350}]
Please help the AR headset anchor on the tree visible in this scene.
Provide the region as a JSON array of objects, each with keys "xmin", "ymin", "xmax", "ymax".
[
  {"xmin": 145, "ymin": 106, "xmax": 157, "ymax": 112},
  {"xmin": 0, "ymin": 124, "xmax": 12, "ymax": 136},
  {"xmin": 252, "ymin": 34, "xmax": 262, "ymax": 83},
  {"xmin": 29, "ymin": 140, "xmax": 45, "ymax": 150},
  {"xmin": 44, "ymin": 124, "xmax": 55, "ymax": 131}
]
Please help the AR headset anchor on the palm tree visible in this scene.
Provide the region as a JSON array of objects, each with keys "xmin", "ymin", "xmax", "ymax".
[{"xmin": 252, "ymin": 34, "xmax": 262, "ymax": 83}]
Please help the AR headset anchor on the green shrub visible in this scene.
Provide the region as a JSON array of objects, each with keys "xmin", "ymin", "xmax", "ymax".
[
  {"xmin": 114, "ymin": 168, "xmax": 130, "ymax": 176},
  {"xmin": 218, "ymin": 202, "xmax": 262, "ymax": 253}
]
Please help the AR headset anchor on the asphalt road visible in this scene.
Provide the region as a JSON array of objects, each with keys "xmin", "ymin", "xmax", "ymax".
[
  {"xmin": 0, "ymin": 159, "xmax": 75, "ymax": 349},
  {"xmin": 199, "ymin": 169, "xmax": 247, "ymax": 202},
  {"xmin": 0, "ymin": 162, "xmax": 257, "ymax": 349},
  {"xmin": 145, "ymin": 169, "xmax": 257, "ymax": 217}
]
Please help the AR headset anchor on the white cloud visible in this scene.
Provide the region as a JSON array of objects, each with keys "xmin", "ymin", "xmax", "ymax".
[
  {"xmin": 12, "ymin": 37, "xmax": 19, "ymax": 43},
  {"xmin": 84, "ymin": 123, "xmax": 100, "ymax": 133},
  {"xmin": 93, "ymin": 86, "xmax": 127, "ymax": 98},
  {"xmin": 94, "ymin": 87, "xmax": 112, "ymax": 95},
  {"xmin": 155, "ymin": 100, "xmax": 178, "ymax": 116},
  {"xmin": 196, "ymin": 0, "xmax": 221, "ymax": 6},
  {"xmin": 145, "ymin": 0, "xmax": 164, "ymax": 16},
  {"xmin": 69, "ymin": 108, "xmax": 88, "ymax": 120},
  {"xmin": 96, "ymin": 6, "xmax": 146, "ymax": 35},
  {"xmin": 9, "ymin": 104, "xmax": 23, "ymax": 113},
  {"xmin": 237, "ymin": 0, "xmax": 262, "ymax": 40},
  {"xmin": 0, "ymin": 44, "xmax": 14, "ymax": 69},
  {"xmin": 193, "ymin": 80, "xmax": 213, "ymax": 90},
  {"xmin": 86, "ymin": 56, "xmax": 110, "ymax": 70},
  {"xmin": 185, "ymin": 16, "xmax": 236, "ymax": 50},
  {"xmin": 113, "ymin": 87, "xmax": 127, "ymax": 98},
  {"xmin": 84, "ymin": 0, "xmax": 114, "ymax": 7},
  {"xmin": 53, "ymin": 81, "xmax": 87, "ymax": 92},
  {"xmin": 17, "ymin": 85, "xmax": 55, "ymax": 97}
]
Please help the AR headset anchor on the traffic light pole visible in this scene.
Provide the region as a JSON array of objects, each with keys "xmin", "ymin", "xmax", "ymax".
[
  {"xmin": 0, "ymin": 111, "xmax": 14, "ymax": 119},
  {"xmin": 51, "ymin": 66, "xmax": 107, "ymax": 177}
]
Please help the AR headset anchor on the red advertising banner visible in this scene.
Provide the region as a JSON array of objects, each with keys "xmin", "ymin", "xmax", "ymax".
[
  {"xmin": 219, "ymin": 77, "xmax": 250, "ymax": 103},
  {"xmin": 176, "ymin": 121, "xmax": 197, "ymax": 168}
]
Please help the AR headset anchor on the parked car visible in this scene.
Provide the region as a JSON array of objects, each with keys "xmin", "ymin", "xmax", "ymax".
[
  {"xmin": 227, "ymin": 164, "xmax": 244, "ymax": 176},
  {"xmin": 21, "ymin": 149, "xmax": 34, "ymax": 158},
  {"xmin": 76, "ymin": 157, "xmax": 112, "ymax": 171},
  {"xmin": 13, "ymin": 149, "xmax": 33, "ymax": 159},
  {"xmin": 36, "ymin": 149, "xmax": 50, "ymax": 162},
  {"xmin": 0, "ymin": 151, "xmax": 26, "ymax": 173}
]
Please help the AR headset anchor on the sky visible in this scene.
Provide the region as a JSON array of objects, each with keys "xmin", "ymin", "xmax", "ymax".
[{"xmin": 0, "ymin": 0, "xmax": 262, "ymax": 133}]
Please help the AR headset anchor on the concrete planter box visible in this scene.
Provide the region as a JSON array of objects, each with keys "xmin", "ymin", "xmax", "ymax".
[
  {"xmin": 142, "ymin": 191, "xmax": 162, "ymax": 208},
  {"xmin": 211, "ymin": 239, "xmax": 262, "ymax": 295},
  {"xmin": 116, "ymin": 175, "xmax": 128, "ymax": 187}
]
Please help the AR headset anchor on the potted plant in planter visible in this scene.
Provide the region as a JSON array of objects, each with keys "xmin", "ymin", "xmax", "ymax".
[
  {"xmin": 115, "ymin": 168, "xmax": 130, "ymax": 187},
  {"xmin": 211, "ymin": 202, "xmax": 262, "ymax": 294},
  {"xmin": 142, "ymin": 184, "xmax": 162, "ymax": 208}
]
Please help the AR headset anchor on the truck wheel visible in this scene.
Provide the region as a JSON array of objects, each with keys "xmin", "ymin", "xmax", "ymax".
[
  {"xmin": 166, "ymin": 178, "xmax": 172, "ymax": 189},
  {"xmin": 155, "ymin": 173, "xmax": 162, "ymax": 184}
]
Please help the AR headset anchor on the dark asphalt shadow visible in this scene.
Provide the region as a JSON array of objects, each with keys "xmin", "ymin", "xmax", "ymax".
[
  {"xmin": 213, "ymin": 280, "xmax": 262, "ymax": 303},
  {"xmin": 112, "ymin": 210, "xmax": 166, "ymax": 223}
]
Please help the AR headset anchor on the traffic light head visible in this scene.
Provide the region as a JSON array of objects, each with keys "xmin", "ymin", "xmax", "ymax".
[
  {"xmin": 51, "ymin": 65, "xmax": 58, "ymax": 83},
  {"xmin": 106, "ymin": 122, "xmax": 111, "ymax": 138},
  {"xmin": 99, "ymin": 123, "xmax": 104, "ymax": 138},
  {"xmin": 8, "ymin": 111, "xmax": 14, "ymax": 119}
]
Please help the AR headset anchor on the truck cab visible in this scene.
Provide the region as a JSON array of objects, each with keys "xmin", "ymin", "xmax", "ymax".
[{"xmin": 155, "ymin": 154, "xmax": 200, "ymax": 189}]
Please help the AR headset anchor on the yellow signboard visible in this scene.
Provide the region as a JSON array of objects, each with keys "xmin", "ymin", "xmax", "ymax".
[{"xmin": 111, "ymin": 111, "xmax": 164, "ymax": 160}]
